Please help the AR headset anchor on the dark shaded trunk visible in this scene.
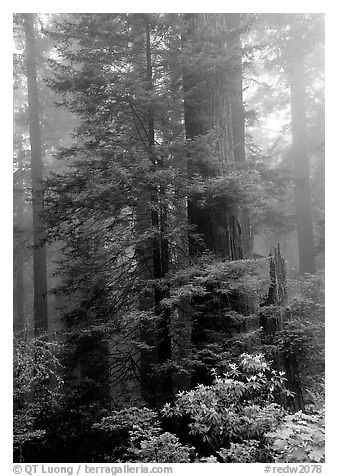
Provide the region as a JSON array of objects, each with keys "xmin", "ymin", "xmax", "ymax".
[
  {"xmin": 260, "ymin": 245, "xmax": 305, "ymax": 411},
  {"xmin": 183, "ymin": 13, "xmax": 250, "ymax": 260},
  {"xmin": 24, "ymin": 13, "xmax": 48, "ymax": 335},
  {"xmin": 136, "ymin": 190, "xmax": 157, "ymax": 405},
  {"xmin": 283, "ymin": 356, "xmax": 305, "ymax": 411},
  {"xmin": 156, "ymin": 178, "xmax": 173, "ymax": 402},
  {"xmin": 139, "ymin": 17, "xmax": 172, "ymax": 405},
  {"xmin": 262, "ymin": 245, "xmax": 287, "ymax": 309},
  {"xmin": 226, "ymin": 13, "xmax": 252, "ymax": 254},
  {"xmin": 289, "ymin": 45, "xmax": 316, "ymax": 275},
  {"xmin": 260, "ymin": 246, "xmax": 288, "ymax": 405},
  {"xmin": 182, "ymin": 14, "xmax": 252, "ymax": 388},
  {"xmin": 171, "ymin": 294, "xmax": 192, "ymax": 393}
]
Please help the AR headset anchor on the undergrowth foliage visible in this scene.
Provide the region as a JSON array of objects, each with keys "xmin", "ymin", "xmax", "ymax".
[
  {"xmin": 13, "ymin": 268, "xmax": 325, "ymax": 463},
  {"xmin": 92, "ymin": 353, "xmax": 324, "ymax": 463},
  {"xmin": 13, "ymin": 333, "xmax": 64, "ymax": 460}
]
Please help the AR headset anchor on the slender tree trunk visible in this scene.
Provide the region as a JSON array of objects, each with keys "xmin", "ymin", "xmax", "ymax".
[
  {"xmin": 13, "ymin": 146, "xmax": 25, "ymax": 332},
  {"xmin": 171, "ymin": 46, "xmax": 192, "ymax": 390},
  {"xmin": 289, "ymin": 45, "xmax": 316, "ymax": 275},
  {"xmin": 134, "ymin": 18, "xmax": 156, "ymax": 405},
  {"xmin": 138, "ymin": 16, "xmax": 173, "ymax": 405},
  {"xmin": 23, "ymin": 13, "xmax": 48, "ymax": 335},
  {"xmin": 226, "ymin": 13, "xmax": 245, "ymax": 164},
  {"xmin": 136, "ymin": 191, "xmax": 156, "ymax": 404}
]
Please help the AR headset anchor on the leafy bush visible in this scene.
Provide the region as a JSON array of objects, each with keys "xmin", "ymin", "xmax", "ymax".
[
  {"xmin": 218, "ymin": 440, "xmax": 260, "ymax": 462},
  {"xmin": 266, "ymin": 409, "xmax": 325, "ymax": 462},
  {"xmin": 13, "ymin": 334, "xmax": 64, "ymax": 460},
  {"xmin": 94, "ymin": 406, "xmax": 192, "ymax": 463},
  {"xmin": 275, "ymin": 273, "xmax": 325, "ymax": 407},
  {"xmin": 134, "ymin": 432, "xmax": 192, "ymax": 463},
  {"xmin": 162, "ymin": 353, "xmax": 288, "ymax": 460}
]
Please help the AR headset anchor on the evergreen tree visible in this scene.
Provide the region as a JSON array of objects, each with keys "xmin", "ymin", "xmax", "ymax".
[
  {"xmin": 247, "ymin": 13, "xmax": 324, "ymax": 274},
  {"xmin": 287, "ymin": 16, "xmax": 317, "ymax": 274},
  {"xmin": 23, "ymin": 13, "xmax": 48, "ymax": 335},
  {"xmin": 45, "ymin": 13, "xmax": 189, "ymax": 405}
]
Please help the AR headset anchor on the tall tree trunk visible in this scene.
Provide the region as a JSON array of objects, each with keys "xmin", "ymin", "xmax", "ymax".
[
  {"xmin": 136, "ymin": 190, "xmax": 156, "ymax": 404},
  {"xmin": 13, "ymin": 146, "xmax": 25, "ymax": 332},
  {"xmin": 226, "ymin": 13, "xmax": 252, "ymax": 254},
  {"xmin": 226, "ymin": 13, "xmax": 245, "ymax": 164},
  {"xmin": 289, "ymin": 43, "xmax": 316, "ymax": 275},
  {"xmin": 23, "ymin": 13, "xmax": 48, "ymax": 335},
  {"xmin": 183, "ymin": 13, "xmax": 250, "ymax": 260},
  {"xmin": 138, "ymin": 16, "xmax": 172, "ymax": 405},
  {"xmin": 182, "ymin": 13, "xmax": 252, "ymax": 388}
]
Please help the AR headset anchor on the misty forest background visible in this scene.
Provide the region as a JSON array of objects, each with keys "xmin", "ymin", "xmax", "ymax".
[{"xmin": 13, "ymin": 13, "xmax": 324, "ymax": 463}]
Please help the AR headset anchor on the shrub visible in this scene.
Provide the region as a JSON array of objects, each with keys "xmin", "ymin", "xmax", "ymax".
[
  {"xmin": 13, "ymin": 334, "xmax": 63, "ymax": 461},
  {"xmin": 266, "ymin": 409, "xmax": 325, "ymax": 463},
  {"xmin": 162, "ymin": 353, "xmax": 287, "ymax": 459},
  {"xmin": 94, "ymin": 406, "xmax": 193, "ymax": 462},
  {"xmin": 134, "ymin": 432, "xmax": 192, "ymax": 463}
]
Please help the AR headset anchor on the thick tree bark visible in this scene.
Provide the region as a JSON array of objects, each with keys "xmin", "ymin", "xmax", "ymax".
[
  {"xmin": 183, "ymin": 13, "xmax": 250, "ymax": 260},
  {"xmin": 182, "ymin": 14, "xmax": 253, "ymax": 388},
  {"xmin": 289, "ymin": 46, "xmax": 316, "ymax": 275},
  {"xmin": 226, "ymin": 13, "xmax": 252, "ymax": 254},
  {"xmin": 24, "ymin": 13, "xmax": 48, "ymax": 335}
]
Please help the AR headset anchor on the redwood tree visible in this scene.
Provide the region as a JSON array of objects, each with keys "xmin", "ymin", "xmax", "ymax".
[
  {"xmin": 183, "ymin": 13, "xmax": 252, "ymax": 260},
  {"xmin": 288, "ymin": 28, "xmax": 316, "ymax": 275},
  {"xmin": 23, "ymin": 13, "xmax": 48, "ymax": 334},
  {"xmin": 181, "ymin": 13, "xmax": 253, "ymax": 388}
]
